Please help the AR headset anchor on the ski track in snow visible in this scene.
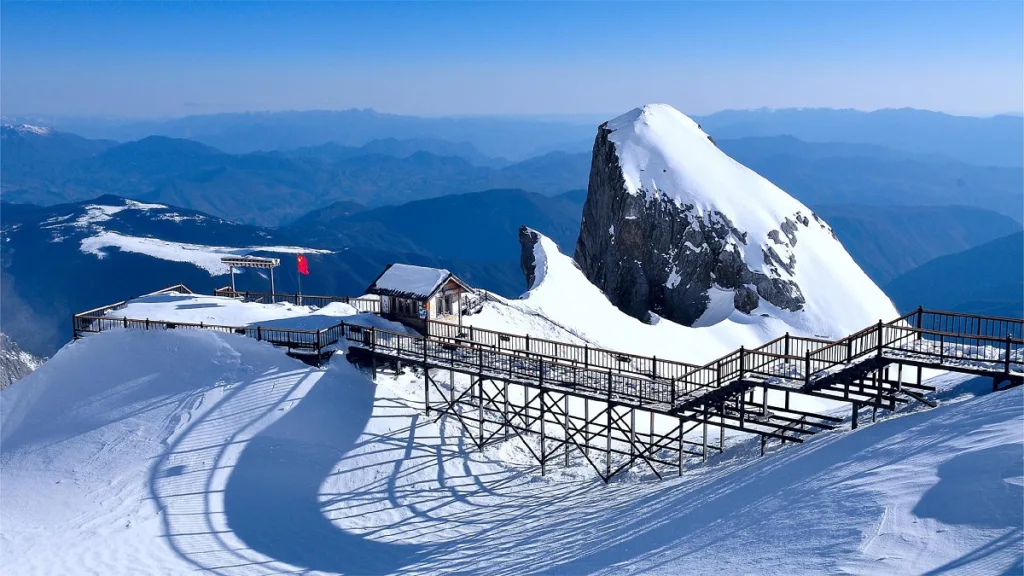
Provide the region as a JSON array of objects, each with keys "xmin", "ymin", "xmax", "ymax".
[{"xmin": 2, "ymin": 325, "xmax": 1021, "ymax": 575}]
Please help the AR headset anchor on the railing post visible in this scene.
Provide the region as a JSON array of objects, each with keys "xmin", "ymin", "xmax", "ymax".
[
  {"xmin": 652, "ymin": 356, "xmax": 658, "ymax": 379},
  {"xmin": 784, "ymin": 332, "xmax": 790, "ymax": 357},
  {"xmin": 584, "ymin": 344, "xmax": 589, "ymax": 369},
  {"xmin": 877, "ymin": 320, "xmax": 884, "ymax": 357},
  {"xmin": 257, "ymin": 325, "xmax": 262, "ymax": 341},
  {"xmin": 1006, "ymin": 334, "xmax": 1013, "ymax": 374},
  {"xmin": 846, "ymin": 338, "xmax": 853, "ymax": 363},
  {"xmin": 915, "ymin": 306, "xmax": 923, "ymax": 340},
  {"xmin": 146, "ymin": 318, "xmax": 150, "ymax": 330},
  {"xmin": 526, "ymin": 333, "xmax": 531, "ymax": 352},
  {"xmin": 370, "ymin": 327, "xmax": 377, "ymax": 379},
  {"xmin": 804, "ymin": 350, "xmax": 811, "ymax": 385},
  {"xmin": 938, "ymin": 333, "xmax": 944, "ymax": 364},
  {"xmin": 738, "ymin": 347, "xmax": 745, "ymax": 381}
]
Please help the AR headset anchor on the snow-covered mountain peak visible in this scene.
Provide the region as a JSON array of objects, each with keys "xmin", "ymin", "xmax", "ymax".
[
  {"xmin": 3, "ymin": 123, "xmax": 53, "ymax": 136},
  {"xmin": 604, "ymin": 103, "xmax": 804, "ymax": 241},
  {"xmin": 575, "ymin": 103, "xmax": 897, "ymax": 339}
]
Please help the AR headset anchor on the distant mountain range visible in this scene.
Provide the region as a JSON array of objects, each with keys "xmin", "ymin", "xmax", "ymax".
[
  {"xmin": 885, "ymin": 232, "xmax": 1024, "ymax": 318},
  {"xmin": 4, "ymin": 124, "xmax": 1020, "ymax": 226},
  {"xmin": 8, "ymin": 107, "xmax": 1021, "ymax": 167},
  {"xmin": 697, "ymin": 108, "xmax": 1024, "ymax": 168},
  {"xmin": 0, "ymin": 126, "xmax": 591, "ymax": 225}
]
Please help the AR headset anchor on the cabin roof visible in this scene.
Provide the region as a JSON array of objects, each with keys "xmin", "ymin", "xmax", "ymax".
[{"xmin": 365, "ymin": 263, "xmax": 471, "ymax": 300}]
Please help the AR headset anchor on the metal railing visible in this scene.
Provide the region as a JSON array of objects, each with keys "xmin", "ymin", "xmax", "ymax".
[{"xmin": 213, "ymin": 287, "xmax": 381, "ymax": 314}]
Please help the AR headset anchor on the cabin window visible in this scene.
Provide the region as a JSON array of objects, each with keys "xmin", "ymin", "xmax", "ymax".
[{"xmin": 395, "ymin": 298, "xmax": 418, "ymax": 316}]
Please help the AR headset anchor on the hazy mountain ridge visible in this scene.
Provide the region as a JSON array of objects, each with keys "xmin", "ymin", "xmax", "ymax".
[
  {"xmin": 0, "ymin": 128, "xmax": 589, "ymax": 225},
  {"xmin": 696, "ymin": 107, "xmax": 1024, "ymax": 167},
  {"xmin": 885, "ymin": 232, "xmax": 1024, "ymax": 318},
  {"xmin": 8, "ymin": 106, "xmax": 1019, "ymax": 166}
]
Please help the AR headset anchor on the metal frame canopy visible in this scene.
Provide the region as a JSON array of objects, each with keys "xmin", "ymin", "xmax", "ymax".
[{"xmin": 221, "ymin": 256, "xmax": 281, "ymax": 295}]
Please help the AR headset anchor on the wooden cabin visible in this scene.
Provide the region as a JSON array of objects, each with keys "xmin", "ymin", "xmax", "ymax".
[{"xmin": 365, "ymin": 264, "xmax": 474, "ymax": 332}]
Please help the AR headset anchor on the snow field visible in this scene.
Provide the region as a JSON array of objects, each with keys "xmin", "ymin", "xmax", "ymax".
[
  {"xmin": 79, "ymin": 231, "xmax": 332, "ymax": 276},
  {"xmin": 3, "ymin": 327, "xmax": 1020, "ymax": 575}
]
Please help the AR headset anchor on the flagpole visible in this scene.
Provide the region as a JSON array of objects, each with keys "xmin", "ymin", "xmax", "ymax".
[{"xmin": 298, "ymin": 263, "xmax": 302, "ymax": 305}]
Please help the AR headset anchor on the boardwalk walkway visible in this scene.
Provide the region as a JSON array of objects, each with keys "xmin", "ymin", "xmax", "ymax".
[{"xmin": 74, "ymin": 285, "xmax": 1023, "ymax": 481}]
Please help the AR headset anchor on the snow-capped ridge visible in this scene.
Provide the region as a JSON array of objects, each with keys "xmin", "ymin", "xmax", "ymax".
[
  {"xmin": 3, "ymin": 123, "xmax": 53, "ymax": 136},
  {"xmin": 576, "ymin": 103, "xmax": 897, "ymax": 338}
]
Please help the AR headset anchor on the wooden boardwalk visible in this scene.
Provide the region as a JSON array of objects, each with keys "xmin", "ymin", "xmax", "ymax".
[{"xmin": 74, "ymin": 285, "xmax": 1023, "ymax": 481}]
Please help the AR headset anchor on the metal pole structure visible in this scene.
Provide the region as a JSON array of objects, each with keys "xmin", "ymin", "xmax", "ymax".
[
  {"xmin": 270, "ymin": 268, "xmax": 276, "ymax": 303},
  {"xmin": 230, "ymin": 266, "xmax": 236, "ymax": 291}
]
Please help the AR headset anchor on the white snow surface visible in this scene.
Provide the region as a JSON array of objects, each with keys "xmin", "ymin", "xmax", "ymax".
[
  {"xmin": 604, "ymin": 104, "xmax": 898, "ymax": 339},
  {"xmin": 467, "ymin": 234, "xmax": 815, "ymax": 364},
  {"xmin": 370, "ymin": 263, "xmax": 451, "ymax": 298},
  {"xmin": 2, "ymin": 327, "xmax": 1021, "ymax": 575},
  {"xmin": 79, "ymin": 232, "xmax": 332, "ymax": 276}
]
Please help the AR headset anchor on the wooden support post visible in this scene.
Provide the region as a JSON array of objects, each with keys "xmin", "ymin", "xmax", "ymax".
[
  {"xmin": 584, "ymin": 398, "xmax": 590, "ymax": 456},
  {"xmin": 702, "ymin": 417, "xmax": 708, "ymax": 463},
  {"xmin": 719, "ymin": 403, "xmax": 725, "ymax": 451},
  {"xmin": 540, "ymin": 391, "xmax": 546, "ymax": 476},
  {"xmin": 760, "ymin": 435, "xmax": 766, "ymax": 457},
  {"xmin": 605, "ymin": 403, "xmax": 612, "ymax": 478},
  {"xmin": 564, "ymin": 395, "xmax": 570, "ymax": 467},
  {"xmin": 629, "ymin": 409, "xmax": 636, "ymax": 463},
  {"xmin": 424, "ymin": 366, "xmax": 430, "ymax": 415},
  {"xmin": 370, "ymin": 327, "xmax": 377, "ymax": 379},
  {"xmin": 852, "ymin": 402, "xmax": 859, "ymax": 430},
  {"xmin": 478, "ymin": 377, "xmax": 484, "ymax": 447},
  {"xmin": 678, "ymin": 417, "xmax": 685, "ymax": 476},
  {"xmin": 784, "ymin": 332, "xmax": 791, "ymax": 357},
  {"xmin": 503, "ymin": 380, "xmax": 510, "ymax": 441},
  {"xmin": 761, "ymin": 388, "xmax": 768, "ymax": 417}
]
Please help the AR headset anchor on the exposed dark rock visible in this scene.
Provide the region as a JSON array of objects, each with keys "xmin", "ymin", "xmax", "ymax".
[
  {"xmin": 573, "ymin": 122, "xmax": 806, "ymax": 326},
  {"xmin": 733, "ymin": 286, "xmax": 760, "ymax": 314},
  {"xmin": 519, "ymin": 225, "xmax": 541, "ymax": 291}
]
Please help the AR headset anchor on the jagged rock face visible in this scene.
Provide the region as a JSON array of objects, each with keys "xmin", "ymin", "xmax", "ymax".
[
  {"xmin": 519, "ymin": 225, "xmax": 542, "ymax": 291},
  {"xmin": 0, "ymin": 332, "xmax": 43, "ymax": 389},
  {"xmin": 575, "ymin": 122, "xmax": 806, "ymax": 326}
]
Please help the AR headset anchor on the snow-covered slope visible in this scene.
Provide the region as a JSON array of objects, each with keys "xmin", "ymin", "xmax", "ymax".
[
  {"xmin": 474, "ymin": 231, "xmax": 865, "ymax": 365},
  {"xmin": 2, "ymin": 316, "xmax": 1021, "ymax": 575},
  {"xmin": 576, "ymin": 103, "xmax": 897, "ymax": 340}
]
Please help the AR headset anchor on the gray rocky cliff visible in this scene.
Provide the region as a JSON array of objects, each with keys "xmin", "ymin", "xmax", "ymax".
[
  {"xmin": 573, "ymin": 123, "xmax": 807, "ymax": 326},
  {"xmin": 1, "ymin": 332, "xmax": 43, "ymax": 389},
  {"xmin": 519, "ymin": 225, "xmax": 542, "ymax": 291}
]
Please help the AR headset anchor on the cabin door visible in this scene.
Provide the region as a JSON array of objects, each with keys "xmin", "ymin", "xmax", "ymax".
[{"xmin": 380, "ymin": 296, "xmax": 392, "ymax": 315}]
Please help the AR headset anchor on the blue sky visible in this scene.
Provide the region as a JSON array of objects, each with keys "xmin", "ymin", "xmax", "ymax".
[{"xmin": 2, "ymin": 1, "xmax": 1021, "ymax": 117}]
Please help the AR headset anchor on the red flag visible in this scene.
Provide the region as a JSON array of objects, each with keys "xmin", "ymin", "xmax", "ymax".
[{"xmin": 297, "ymin": 254, "xmax": 310, "ymax": 275}]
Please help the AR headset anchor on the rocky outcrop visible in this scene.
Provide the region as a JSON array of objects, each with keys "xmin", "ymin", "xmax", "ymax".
[
  {"xmin": 519, "ymin": 225, "xmax": 542, "ymax": 291},
  {"xmin": 574, "ymin": 123, "xmax": 806, "ymax": 325},
  {"xmin": 0, "ymin": 332, "xmax": 43, "ymax": 389}
]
